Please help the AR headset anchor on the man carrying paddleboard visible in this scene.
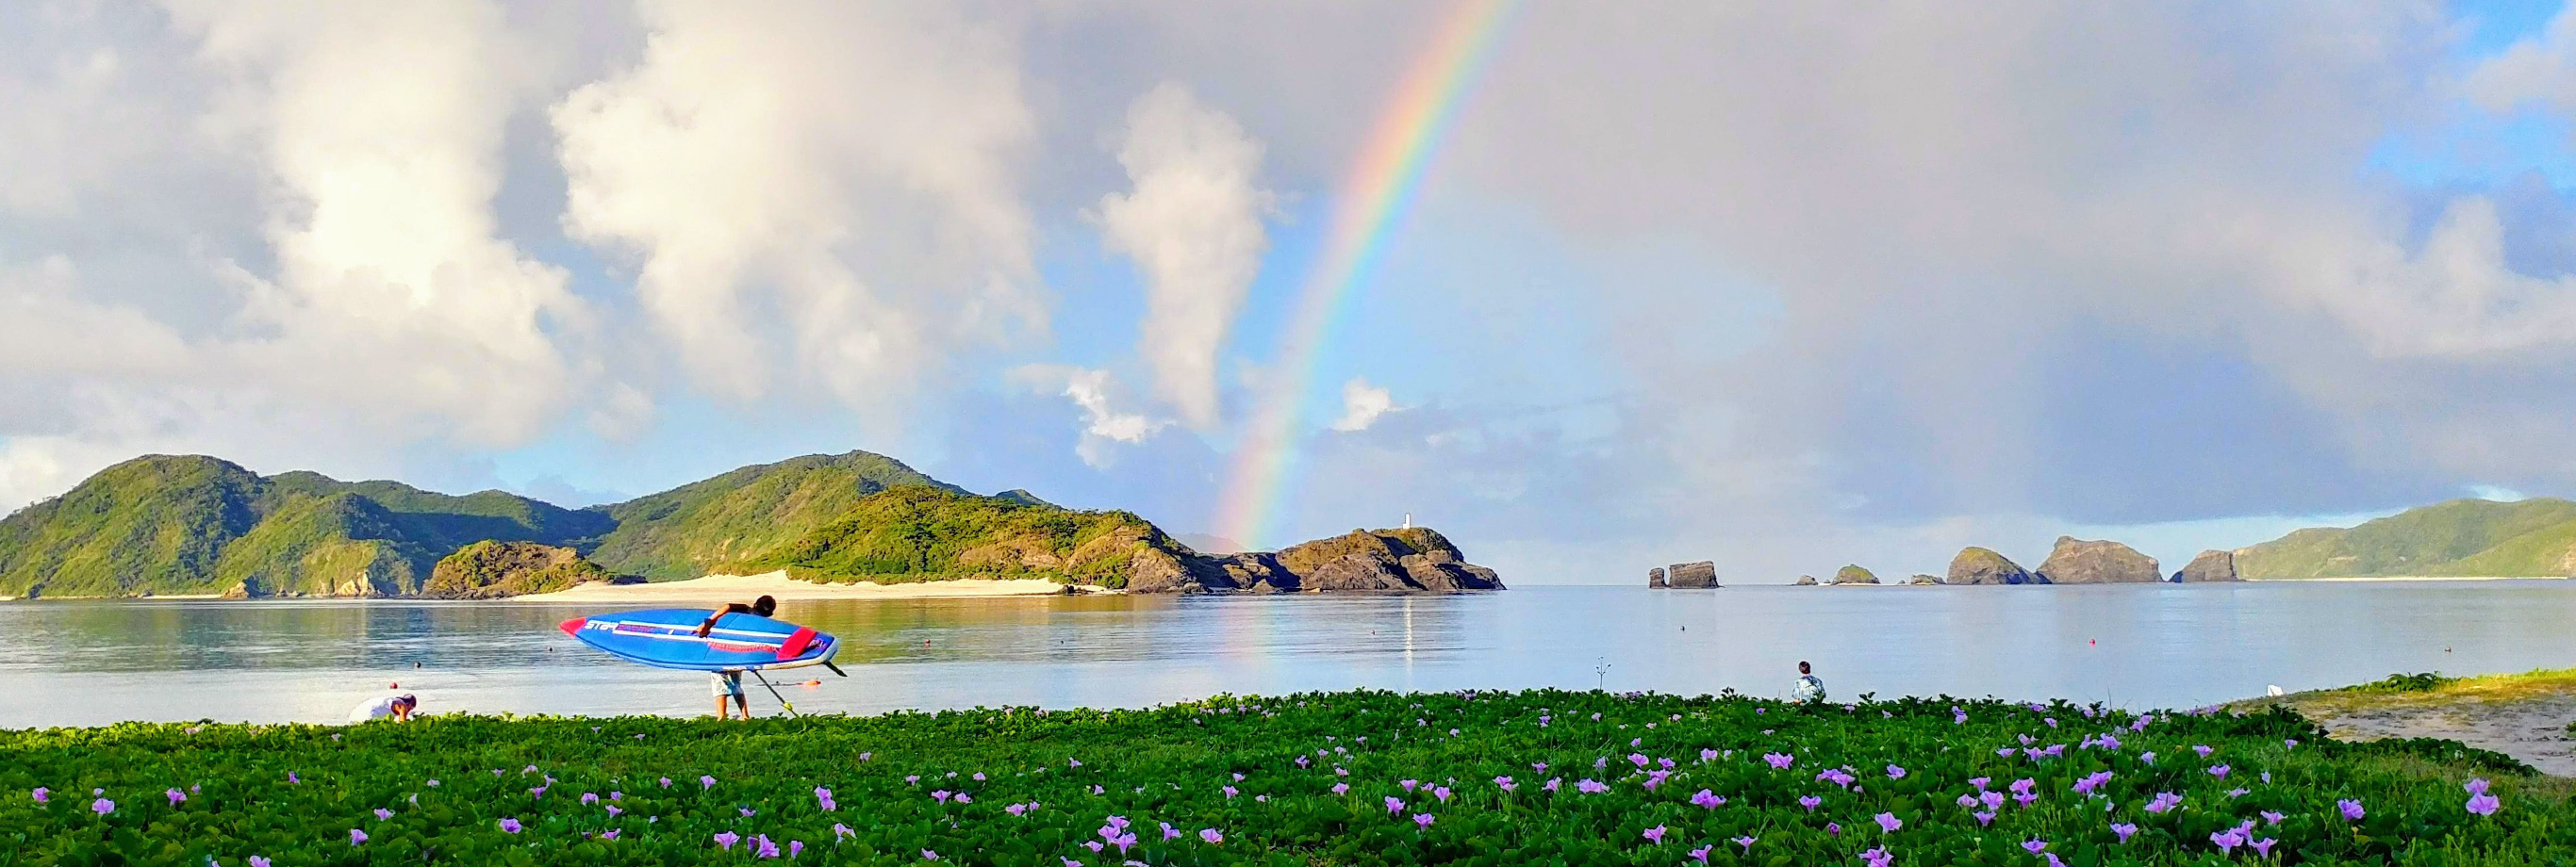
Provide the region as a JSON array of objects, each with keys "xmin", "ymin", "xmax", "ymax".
[{"xmin": 698, "ymin": 596, "xmax": 777, "ymax": 719}]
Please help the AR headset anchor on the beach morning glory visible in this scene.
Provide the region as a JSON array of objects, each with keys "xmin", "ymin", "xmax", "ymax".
[
  {"xmin": 2339, "ymin": 799, "xmax": 2366, "ymax": 821},
  {"xmin": 1643, "ymin": 825, "xmax": 1667, "ymax": 843},
  {"xmin": 499, "ymin": 818, "xmax": 521, "ymax": 833},
  {"xmin": 1875, "ymin": 812, "xmax": 1901, "ymax": 833},
  {"xmin": 716, "ymin": 832, "xmax": 741, "ymax": 850},
  {"xmin": 349, "ymin": 829, "xmax": 366, "ymax": 845},
  {"xmin": 2111, "ymin": 823, "xmax": 2137, "ymax": 842}
]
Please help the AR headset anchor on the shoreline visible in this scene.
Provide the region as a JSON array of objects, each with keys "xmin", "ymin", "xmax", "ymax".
[
  {"xmin": 506, "ymin": 570, "xmax": 1096, "ymax": 602},
  {"xmin": 2246, "ymin": 575, "xmax": 2568, "ymax": 582}
]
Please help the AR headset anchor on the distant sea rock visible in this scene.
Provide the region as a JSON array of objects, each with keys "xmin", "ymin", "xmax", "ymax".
[
  {"xmin": 1144, "ymin": 528, "xmax": 1505, "ymax": 595},
  {"xmin": 1666, "ymin": 561, "xmax": 1720, "ymax": 589},
  {"xmin": 2174, "ymin": 549, "xmax": 2241, "ymax": 582},
  {"xmin": 1907, "ymin": 573, "xmax": 1942, "ymax": 585},
  {"xmin": 2036, "ymin": 536, "xmax": 2162, "ymax": 583},
  {"xmin": 1647, "ymin": 567, "xmax": 1667, "ymax": 589},
  {"xmin": 1793, "ymin": 574, "xmax": 1819, "ymax": 585},
  {"xmin": 1829, "ymin": 564, "xmax": 1880, "ymax": 584},
  {"xmin": 1947, "ymin": 547, "xmax": 2042, "ymax": 585}
]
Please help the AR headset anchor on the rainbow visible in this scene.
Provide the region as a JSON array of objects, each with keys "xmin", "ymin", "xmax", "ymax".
[{"xmin": 1211, "ymin": 0, "xmax": 1521, "ymax": 549}]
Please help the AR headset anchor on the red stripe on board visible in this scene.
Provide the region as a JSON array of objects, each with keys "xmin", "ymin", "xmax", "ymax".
[
  {"xmin": 779, "ymin": 627, "xmax": 817, "ymax": 661},
  {"xmin": 558, "ymin": 617, "xmax": 585, "ymax": 637}
]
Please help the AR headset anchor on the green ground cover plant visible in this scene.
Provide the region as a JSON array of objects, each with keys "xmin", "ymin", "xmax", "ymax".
[{"xmin": 4, "ymin": 690, "xmax": 2568, "ymax": 866}]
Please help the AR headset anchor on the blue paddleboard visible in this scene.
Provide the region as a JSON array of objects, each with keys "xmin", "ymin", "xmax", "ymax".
[{"xmin": 559, "ymin": 608, "xmax": 839, "ymax": 672}]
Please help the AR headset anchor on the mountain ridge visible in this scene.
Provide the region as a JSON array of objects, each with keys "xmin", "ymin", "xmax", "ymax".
[{"xmin": 0, "ymin": 450, "xmax": 1503, "ymax": 597}]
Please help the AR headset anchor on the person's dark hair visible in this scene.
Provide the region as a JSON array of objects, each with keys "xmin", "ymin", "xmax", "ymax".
[
  {"xmin": 1798, "ymin": 661, "xmax": 1811, "ymax": 674},
  {"xmin": 398, "ymin": 694, "xmax": 417, "ymax": 706},
  {"xmin": 751, "ymin": 596, "xmax": 777, "ymax": 617}
]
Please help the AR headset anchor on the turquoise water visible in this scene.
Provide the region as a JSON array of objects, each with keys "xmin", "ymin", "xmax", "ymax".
[{"xmin": 1, "ymin": 582, "xmax": 2571, "ymax": 727}]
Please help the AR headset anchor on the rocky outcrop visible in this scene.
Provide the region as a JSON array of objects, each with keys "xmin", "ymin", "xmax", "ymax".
[
  {"xmin": 2174, "ymin": 549, "xmax": 2240, "ymax": 582},
  {"xmin": 1907, "ymin": 573, "xmax": 1942, "ymax": 585},
  {"xmin": 1947, "ymin": 547, "xmax": 2042, "ymax": 585},
  {"xmin": 1149, "ymin": 527, "xmax": 1504, "ymax": 595},
  {"xmin": 1829, "ymin": 564, "xmax": 1880, "ymax": 584},
  {"xmin": 421, "ymin": 541, "xmax": 636, "ymax": 599},
  {"xmin": 1647, "ymin": 567, "xmax": 1667, "ymax": 588},
  {"xmin": 1665, "ymin": 561, "xmax": 1719, "ymax": 589},
  {"xmin": 2036, "ymin": 536, "xmax": 2162, "ymax": 584},
  {"xmin": 1793, "ymin": 574, "xmax": 1819, "ymax": 585}
]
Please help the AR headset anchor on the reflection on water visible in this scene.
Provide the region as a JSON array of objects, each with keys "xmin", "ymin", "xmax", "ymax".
[{"xmin": 1, "ymin": 582, "xmax": 2571, "ymax": 728}]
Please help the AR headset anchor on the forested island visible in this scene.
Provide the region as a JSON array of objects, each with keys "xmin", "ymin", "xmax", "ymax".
[{"xmin": 0, "ymin": 451, "xmax": 1500, "ymax": 599}]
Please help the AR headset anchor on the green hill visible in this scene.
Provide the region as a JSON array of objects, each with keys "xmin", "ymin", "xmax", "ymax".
[
  {"xmin": 0, "ymin": 449, "xmax": 1504, "ymax": 597},
  {"xmin": 0, "ymin": 455, "xmax": 612, "ymax": 598},
  {"xmin": 750, "ymin": 485, "xmax": 1181, "ymax": 588},
  {"xmin": 585, "ymin": 450, "xmax": 966, "ymax": 581},
  {"xmin": 2237, "ymin": 498, "xmax": 2576, "ymax": 579}
]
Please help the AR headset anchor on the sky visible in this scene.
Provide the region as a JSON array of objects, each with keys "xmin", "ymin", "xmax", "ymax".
[{"xmin": 8, "ymin": 0, "xmax": 2576, "ymax": 584}]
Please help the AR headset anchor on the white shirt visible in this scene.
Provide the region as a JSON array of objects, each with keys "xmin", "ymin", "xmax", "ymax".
[
  {"xmin": 349, "ymin": 695, "xmax": 408, "ymax": 723},
  {"xmin": 1791, "ymin": 675, "xmax": 1825, "ymax": 703}
]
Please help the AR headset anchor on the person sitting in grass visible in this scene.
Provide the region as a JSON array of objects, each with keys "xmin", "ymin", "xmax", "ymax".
[
  {"xmin": 348, "ymin": 693, "xmax": 417, "ymax": 723},
  {"xmin": 1791, "ymin": 661, "xmax": 1826, "ymax": 703}
]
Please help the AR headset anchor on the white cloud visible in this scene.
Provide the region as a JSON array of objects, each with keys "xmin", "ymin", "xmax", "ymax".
[
  {"xmin": 553, "ymin": 0, "xmax": 1042, "ymax": 409},
  {"xmin": 1096, "ymin": 82, "xmax": 1272, "ymax": 428},
  {"xmin": 1008, "ymin": 365, "xmax": 1167, "ymax": 467},
  {"xmin": 1329, "ymin": 377, "xmax": 1397, "ymax": 432}
]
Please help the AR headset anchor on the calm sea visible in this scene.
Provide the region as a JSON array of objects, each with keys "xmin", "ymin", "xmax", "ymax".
[{"xmin": 2, "ymin": 582, "xmax": 2571, "ymax": 728}]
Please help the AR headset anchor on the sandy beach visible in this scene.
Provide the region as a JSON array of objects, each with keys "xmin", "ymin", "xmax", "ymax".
[{"xmin": 507, "ymin": 570, "xmax": 1087, "ymax": 603}]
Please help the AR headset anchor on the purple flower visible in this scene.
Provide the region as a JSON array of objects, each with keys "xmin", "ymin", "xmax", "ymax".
[
  {"xmin": 716, "ymin": 831, "xmax": 741, "ymax": 850},
  {"xmin": 921, "ymin": 849, "xmax": 939, "ymax": 860},
  {"xmin": 499, "ymin": 818, "xmax": 522, "ymax": 833},
  {"xmin": 2211, "ymin": 829, "xmax": 2244, "ymax": 853},
  {"xmin": 606, "ymin": 806, "xmax": 623, "ymax": 817},
  {"xmin": 1875, "ymin": 812, "xmax": 1901, "ymax": 833},
  {"xmin": 755, "ymin": 834, "xmax": 781, "ymax": 859},
  {"xmin": 2145, "ymin": 792, "xmax": 2183, "ymax": 813},
  {"xmin": 2468, "ymin": 793, "xmax": 2502, "ymax": 816},
  {"xmin": 2261, "ymin": 810, "xmax": 2284, "ymax": 826},
  {"xmin": 1531, "ymin": 761, "xmax": 1548, "ymax": 772},
  {"xmin": 1689, "ymin": 844, "xmax": 1712, "ymax": 864},
  {"xmin": 700, "ymin": 776, "xmax": 716, "ymax": 790},
  {"xmin": 250, "ymin": 859, "xmax": 271, "ymax": 867},
  {"xmin": 1973, "ymin": 810, "xmax": 1996, "ymax": 826},
  {"xmin": 1969, "ymin": 777, "xmax": 1991, "ymax": 790},
  {"xmin": 2022, "ymin": 839, "xmax": 2048, "ymax": 855},
  {"xmin": 1643, "ymin": 825, "xmax": 1666, "ymax": 843},
  {"xmin": 1763, "ymin": 752, "xmax": 1795, "ymax": 770},
  {"xmin": 1494, "ymin": 776, "xmax": 1516, "ymax": 792},
  {"xmin": 1731, "ymin": 835, "xmax": 1757, "ymax": 854},
  {"xmin": 1386, "ymin": 795, "xmax": 1406, "ymax": 813},
  {"xmin": 1331, "ymin": 782, "xmax": 1350, "ymax": 795},
  {"xmin": 1886, "ymin": 764, "xmax": 1907, "ymax": 779},
  {"xmin": 932, "ymin": 791, "xmax": 950, "ymax": 804},
  {"xmin": 289, "ymin": 773, "xmax": 300, "ymax": 784},
  {"xmin": 581, "ymin": 792, "xmax": 598, "ymax": 805},
  {"xmin": 373, "ymin": 808, "xmax": 391, "ymax": 820},
  {"xmin": 816, "ymin": 786, "xmax": 836, "ymax": 810},
  {"xmin": 349, "ymin": 828, "xmax": 367, "ymax": 845},
  {"xmin": 2110, "ymin": 822, "xmax": 2137, "ymax": 842},
  {"xmin": 1222, "ymin": 785, "xmax": 1238, "ymax": 798},
  {"xmin": 1827, "ymin": 822, "xmax": 1842, "ymax": 836},
  {"xmin": 2339, "ymin": 798, "xmax": 2366, "ymax": 821},
  {"xmin": 91, "ymin": 798, "xmax": 113, "ymax": 816},
  {"xmin": 1860, "ymin": 846, "xmax": 1892, "ymax": 867},
  {"xmin": 2466, "ymin": 777, "xmax": 2491, "ymax": 795},
  {"xmin": 1433, "ymin": 786, "xmax": 1451, "ymax": 803},
  {"xmin": 791, "ymin": 841, "xmax": 805, "ymax": 858},
  {"xmin": 658, "ymin": 777, "xmax": 670, "ymax": 788},
  {"xmin": 2253, "ymin": 838, "xmax": 2277, "ymax": 857},
  {"xmin": 741, "ymin": 807, "xmax": 759, "ymax": 816},
  {"xmin": 1692, "ymin": 789, "xmax": 1726, "ymax": 809},
  {"xmin": 1414, "ymin": 813, "xmax": 1435, "ymax": 828},
  {"xmin": 2208, "ymin": 764, "xmax": 2230, "ymax": 779},
  {"xmin": 834, "ymin": 823, "xmax": 854, "ymax": 841},
  {"xmin": 1577, "ymin": 778, "xmax": 1609, "ymax": 793},
  {"xmin": 31, "ymin": 788, "xmax": 47, "ymax": 804},
  {"xmin": 1199, "ymin": 828, "xmax": 1223, "ymax": 844},
  {"xmin": 1799, "ymin": 795, "xmax": 1823, "ymax": 811}
]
